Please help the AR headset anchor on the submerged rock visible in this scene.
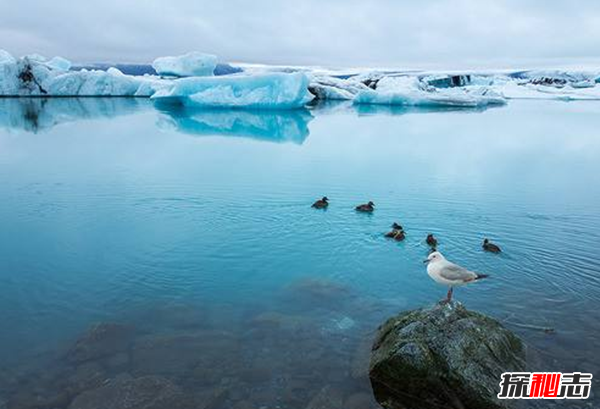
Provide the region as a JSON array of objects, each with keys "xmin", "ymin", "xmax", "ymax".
[
  {"xmin": 67, "ymin": 323, "xmax": 134, "ymax": 364},
  {"xmin": 369, "ymin": 301, "xmax": 525, "ymax": 409},
  {"xmin": 68, "ymin": 375, "xmax": 193, "ymax": 409}
]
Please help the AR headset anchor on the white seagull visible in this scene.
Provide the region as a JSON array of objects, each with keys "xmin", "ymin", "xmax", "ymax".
[{"xmin": 424, "ymin": 251, "xmax": 488, "ymax": 302}]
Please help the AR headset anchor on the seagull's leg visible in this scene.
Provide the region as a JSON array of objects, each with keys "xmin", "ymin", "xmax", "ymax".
[{"xmin": 446, "ymin": 287, "xmax": 453, "ymax": 302}]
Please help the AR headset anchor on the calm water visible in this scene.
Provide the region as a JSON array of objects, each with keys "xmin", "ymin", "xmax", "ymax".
[{"xmin": 0, "ymin": 97, "xmax": 599, "ymax": 408}]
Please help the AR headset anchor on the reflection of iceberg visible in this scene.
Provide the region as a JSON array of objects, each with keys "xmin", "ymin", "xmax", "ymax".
[
  {"xmin": 352, "ymin": 101, "xmax": 496, "ymax": 116},
  {"xmin": 155, "ymin": 104, "xmax": 313, "ymax": 144},
  {"xmin": 0, "ymin": 98, "xmax": 151, "ymax": 133}
]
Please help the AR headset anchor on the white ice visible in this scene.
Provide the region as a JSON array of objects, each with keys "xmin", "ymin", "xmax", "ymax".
[
  {"xmin": 354, "ymin": 76, "xmax": 506, "ymax": 107},
  {"xmin": 152, "ymin": 72, "xmax": 314, "ymax": 109},
  {"xmin": 152, "ymin": 52, "xmax": 217, "ymax": 77},
  {"xmin": 0, "ymin": 51, "xmax": 165, "ymax": 97}
]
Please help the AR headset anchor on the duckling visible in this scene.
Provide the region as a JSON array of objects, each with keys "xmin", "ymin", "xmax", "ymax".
[
  {"xmin": 482, "ymin": 238, "xmax": 502, "ymax": 253},
  {"xmin": 426, "ymin": 234, "xmax": 438, "ymax": 248},
  {"xmin": 392, "ymin": 230, "xmax": 406, "ymax": 241},
  {"xmin": 355, "ymin": 201, "xmax": 375, "ymax": 213},
  {"xmin": 312, "ymin": 196, "xmax": 329, "ymax": 209},
  {"xmin": 385, "ymin": 223, "xmax": 405, "ymax": 241}
]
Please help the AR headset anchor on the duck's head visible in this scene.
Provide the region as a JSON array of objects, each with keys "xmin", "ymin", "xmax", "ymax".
[
  {"xmin": 322, "ymin": 196, "xmax": 329, "ymax": 202},
  {"xmin": 368, "ymin": 201, "xmax": 375, "ymax": 207},
  {"xmin": 427, "ymin": 233, "xmax": 435, "ymax": 239},
  {"xmin": 424, "ymin": 251, "xmax": 444, "ymax": 264},
  {"xmin": 483, "ymin": 238, "xmax": 489, "ymax": 244},
  {"xmin": 392, "ymin": 222, "xmax": 403, "ymax": 230}
]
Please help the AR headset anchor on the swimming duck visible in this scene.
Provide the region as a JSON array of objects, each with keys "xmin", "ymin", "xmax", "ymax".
[
  {"xmin": 312, "ymin": 196, "xmax": 329, "ymax": 209},
  {"xmin": 392, "ymin": 230, "xmax": 406, "ymax": 241},
  {"xmin": 482, "ymin": 238, "xmax": 502, "ymax": 253},
  {"xmin": 426, "ymin": 234, "xmax": 438, "ymax": 248},
  {"xmin": 385, "ymin": 223, "xmax": 405, "ymax": 241},
  {"xmin": 355, "ymin": 201, "xmax": 375, "ymax": 212}
]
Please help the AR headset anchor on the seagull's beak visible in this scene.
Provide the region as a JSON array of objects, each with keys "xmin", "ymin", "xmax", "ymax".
[{"xmin": 423, "ymin": 259, "xmax": 430, "ymax": 264}]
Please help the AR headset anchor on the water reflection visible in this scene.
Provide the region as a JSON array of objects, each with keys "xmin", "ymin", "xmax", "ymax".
[
  {"xmin": 0, "ymin": 97, "xmax": 151, "ymax": 133},
  {"xmin": 155, "ymin": 104, "xmax": 313, "ymax": 144},
  {"xmin": 0, "ymin": 97, "xmax": 314, "ymax": 145},
  {"xmin": 352, "ymin": 101, "xmax": 502, "ymax": 116}
]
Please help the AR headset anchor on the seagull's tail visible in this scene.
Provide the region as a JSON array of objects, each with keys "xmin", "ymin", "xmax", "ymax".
[{"xmin": 475, "ymin": 273, "xmax": 489, "ymax": 280}]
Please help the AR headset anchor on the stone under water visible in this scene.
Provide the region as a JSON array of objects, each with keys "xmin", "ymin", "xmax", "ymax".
[{"xmin": 369, "ymin": 301, "xmax": 526, "ymax": 409}]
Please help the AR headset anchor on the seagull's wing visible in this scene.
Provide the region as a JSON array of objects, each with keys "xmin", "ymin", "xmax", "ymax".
[{"xmin": 439, "ymin": 262, "xmax": 477, "ymax": 283}]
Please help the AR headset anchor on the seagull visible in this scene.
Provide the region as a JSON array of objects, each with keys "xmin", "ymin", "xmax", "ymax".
[
  {"xmin": 424, "ymin": 251, "xmax": 488, "ymax": 302},
  {"xmin": 312, "ymin": 196, "xmax": 329, "ymax": 209},
  {"xmin": 482, "ymin": 238, "xmax": 502, "ymax": 253},
  {"xmin": 355, "ymin": 201, "xmax": 375, "ymax": 212}
]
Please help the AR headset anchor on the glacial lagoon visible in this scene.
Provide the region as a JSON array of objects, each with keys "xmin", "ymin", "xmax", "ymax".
[{"xmin": 0, "ymin": 98, "xmax": 599, "ymax": 407}]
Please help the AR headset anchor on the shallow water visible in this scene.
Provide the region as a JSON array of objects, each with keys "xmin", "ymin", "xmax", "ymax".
[{"xmin": 0, "ymin": 97, "xmax": 599, "ymax": 407}]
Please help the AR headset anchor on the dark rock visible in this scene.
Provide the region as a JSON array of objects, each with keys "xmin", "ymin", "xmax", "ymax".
[
  {"xmin": 369, "ymin": 301, "xmax": 526, "ymax": 409},
  {"xmin": 68, "ymin": 375, "xmax": 193, "ymax": 409},
  {"xmin": 67, "ymin": 323, "xmax": 134, "ymax": 364}
]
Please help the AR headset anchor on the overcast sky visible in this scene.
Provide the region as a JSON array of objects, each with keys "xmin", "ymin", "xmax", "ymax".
[{"xmin": 1, "ymin": 0, "xmax": 599, "ymax": 68}]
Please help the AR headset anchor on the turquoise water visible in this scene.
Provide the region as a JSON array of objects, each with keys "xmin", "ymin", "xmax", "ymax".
[{"xmin": 0, "ymin": 98, "xmax": 599, "ymax": 407}]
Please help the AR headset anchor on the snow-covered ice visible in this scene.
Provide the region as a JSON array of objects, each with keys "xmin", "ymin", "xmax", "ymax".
[
  {"xmin": 152, "ymin": 52, "xmax": 217, "ymax": 77},
  {"xmin": 152, "ymin": 72, "xmax": 314, "ymax": 109},
  {"xmin": 354, "ymin": 76, "xmax": 506, "ymax": 107},
  {"xmin": 308, "ymin": 75, "xmax": 371, "ymax": 100}
]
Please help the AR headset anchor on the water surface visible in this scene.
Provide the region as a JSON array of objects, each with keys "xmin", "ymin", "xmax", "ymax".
[{"xmin": 0, "ymin": 97, "xmax": 599, "ymax": 407}]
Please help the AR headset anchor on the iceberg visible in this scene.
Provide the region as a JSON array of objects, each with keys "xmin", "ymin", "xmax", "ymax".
[
  {"xmin": 0, "ymin": 51, "xmax": 164, "ymax": 97},
  {"xmin": 152, "ymin": 72, "xmax": 314, "ymax": 109},
  {"xmin": 152, "ymin": 52, "xmax": 217, "ymax": 77},
  {"xmin": 495, "ymin": 81, "xmax": 600, "ymax": 100},
  {"xmin": 354, "ymin": 76, "xmax": 506, "ymax": 107},
  {"xmin": 308, "ymin": 75, "xmax": 370, "ymax": 100}
]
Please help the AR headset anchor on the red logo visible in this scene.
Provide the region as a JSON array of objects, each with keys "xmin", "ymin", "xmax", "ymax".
[{"xmin": 498, "ymin": 372, "xmax": 593, "ymax": 399}]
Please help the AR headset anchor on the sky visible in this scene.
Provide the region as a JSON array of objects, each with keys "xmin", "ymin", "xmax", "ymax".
[{"xmin": 1, "ymin": 0, "xmax": 600, "ymax": 69}]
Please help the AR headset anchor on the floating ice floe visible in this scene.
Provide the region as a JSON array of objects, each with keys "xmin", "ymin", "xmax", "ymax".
[
  {"xmin": 152, "ymin": 72, "xmax": 314, "ymax": 109},
  {"xmin": 152, "ymin": 52, "xmax": 217, "ymax": 77},
  {"xmin": 354, "ymin": 76, "xmax": 507, "ymax": 107},
  {"xmin": 494, "ymin": 81, "xmax": 600, "ymax": 100}
]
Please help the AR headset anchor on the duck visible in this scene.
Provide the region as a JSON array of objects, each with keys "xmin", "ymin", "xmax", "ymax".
[
  {"xmin": 482, "ymin": 238, "xmax": 502, "ymax": 253},
  {"xmin": 392, "ymin": 230, "xmax": 406, "ymax": 241},
  {"xmin": 355, "ymin": 201, "xmax": 375, "ymax": 212},
  {"xmin": 311, "ymin": 196, "xmax": 329, "ymax": 209},
  {"xmin": 426, "ymin": 233, "xmax": 438, "ymax": 248},
  {"xmin": 385, "ymin": 223, "xmax": 405, "ymax": 241}
]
